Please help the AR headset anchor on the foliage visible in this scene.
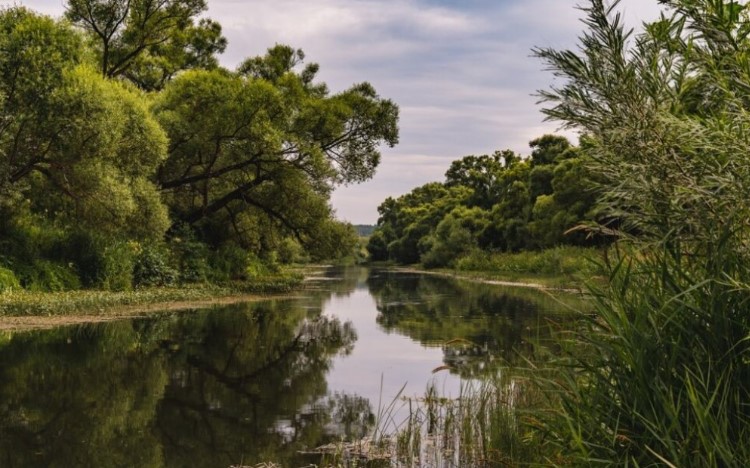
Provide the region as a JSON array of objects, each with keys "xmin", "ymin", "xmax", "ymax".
[
  {"xmin": 153, "ymin": 47, "xmax": 397, "ymax": 254},
  {"xmin": 0, "ymin": 267, "xmax": 20, "ymax": 292},
  {"xmin": 534, "ymin": 0, "xmax": 750, "ymax": 464},
  {"xmin": 133, "ymin": 244, "xmax": 178, "ymax": 287},
  {"xmin": 0, "ymin": 5, "xmax": 389, "ymax": 291},
  {"xmin": 19, "ymin": 260, "xmax": 82, "ymax": 292},
  {"xmin": 455, "ymin": 246, "xmax": 603, "ymax": 279},
  {"xmin": 369, "ymin": 136, "xmax": 602, "ymax": 265},
  {"xmin": 65, "ymin": 0, "xmax": 226, "ymax": 88}
]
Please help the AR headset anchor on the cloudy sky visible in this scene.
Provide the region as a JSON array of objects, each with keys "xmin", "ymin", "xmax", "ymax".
[{"xmin": 16, "ymin": 0, "xmax": 664, "ymax": 224}]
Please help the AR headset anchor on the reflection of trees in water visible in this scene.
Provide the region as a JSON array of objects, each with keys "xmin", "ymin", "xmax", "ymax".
[
  {"xmin": 0, "ymin": 293, "xmax": 364, "ymax": 467},
  {"xmin": 367, "ymin": 270, "xmax": 566, "ymax": 377},
  {"xmin": 157, "ymin": 301, "xmax": 358, "ymax": 467},
  {"xmin": 0, "ymin": 322, "xmax": 168, "ymax": 468},
  {"xmin": 301, "ymin": 266, "xmax": 369, "ymax": 305}
]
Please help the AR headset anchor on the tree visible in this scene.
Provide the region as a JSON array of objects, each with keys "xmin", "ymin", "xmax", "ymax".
[
  {"xmin": 444, "ymin": 151, "xmax": 515, "ymax": 209},
  {"xmin": 154, "ymin": 46, "xmax": 398, "ymax": 252},
  {"xmin": 369, "ymin": 183, "xmax": 470, "ymax": 263},
  {"xmin": 0, "ymin": 8, "xmax": 169, "ymax": 240},
  {"xmin": 65, "ymin": 0, "xmax": 225, "ymax": 87}
]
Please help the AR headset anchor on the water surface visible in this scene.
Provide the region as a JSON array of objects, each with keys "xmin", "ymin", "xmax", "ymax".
[{"xmin": 0, "ymin": 267, "xmax": 578, "ymax": 467}]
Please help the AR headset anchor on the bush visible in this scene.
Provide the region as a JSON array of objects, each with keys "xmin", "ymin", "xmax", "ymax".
[
  {"xmin": 63, "ymin": 232, "xmax": 136, "ymax": 290},
  {"xmin": 98, "ymin": 242, "xmax": 136, "ymax": 291},
  {"xmin": 20, "ymin": 260, "xmax": 81, "ymax": 292},
  {"xmin": 0, "ymin": 267, "xmax": 21, "ymax": 292},
  {"xmin": 209, "ymin": 244, "xmax": 250, "ymax": 282},
  {"xmin": 277, "ymin": 237, "xmax": 305, "ymax": 264},
  {"xmin": 169, "ymin": 225, "xmax": 210, "ymax": 284},
  {"xmin": 133, "ymin": 244, "xmax": 177, "ymax": 287}
]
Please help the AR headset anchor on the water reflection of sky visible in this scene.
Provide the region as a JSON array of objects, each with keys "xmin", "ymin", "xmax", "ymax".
[{"xmin": 323, "ymin": 287, "xmax": 460, "ymax": 410}]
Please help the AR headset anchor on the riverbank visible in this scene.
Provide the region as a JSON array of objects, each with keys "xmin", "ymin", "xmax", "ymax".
[
  {"xmin": 0, "ymin": 274, "xmax": 303, "ymax": 331},
  {"xmin": 385, "ymin": 246, "xmax": 606, "ymax": 291}
]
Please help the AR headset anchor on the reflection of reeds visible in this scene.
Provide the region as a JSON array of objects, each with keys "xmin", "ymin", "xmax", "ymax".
[{"xmin": 310, "ymin": 374, "xmax": 546, "ymax": 467}]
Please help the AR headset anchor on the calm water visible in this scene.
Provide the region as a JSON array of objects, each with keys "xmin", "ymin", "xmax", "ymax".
[{"xmin": 0, "ymin": 267, "xmax": 578, "ymax": 467}]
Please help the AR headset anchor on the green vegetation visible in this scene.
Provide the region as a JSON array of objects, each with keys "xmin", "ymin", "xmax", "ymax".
[
  {"xmin": 367, "ymin": 135, "xmax": 606, "ymax": 270},
  {"xmin": 529, "ymin": 0, "xmax": 750, "ymax": 465},
  {"xmin": 453, "ymin": 246, "xmax": 605, "ymax": 287},
  {"xmin": 313, "ymin": 376, "xmax": 545, "ymax": 467},
  {"xmin": 0, "ymin": 3, "xmax": 398, "ymax": 297},
  {"xmin": 0, "ymin": 273, "xmax": 302, "ymax": 317},
  {"xmin": 364, "ymin": 0, "xmax": 750, "ymax": 465}
]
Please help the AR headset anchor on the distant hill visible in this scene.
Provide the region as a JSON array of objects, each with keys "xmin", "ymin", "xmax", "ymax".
[{"xmin": 354, "ymin": 224, "xmax": 376, "ymax": 237}]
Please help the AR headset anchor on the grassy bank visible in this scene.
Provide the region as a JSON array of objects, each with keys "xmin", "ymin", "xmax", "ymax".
[
  {"xmin": 429, "ymin": 246, "xmax": 606, "ymax": 290},
  {"xmin": 0, "ymin": 273, "xmax": 303, "ymax": 317}
]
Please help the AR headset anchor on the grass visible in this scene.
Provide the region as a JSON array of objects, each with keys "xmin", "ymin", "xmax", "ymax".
[
  {"xmin": 0, "ymin": 273, "xmax": 303, "ymax": 317},
  {"xmin": 535, "ymin": 244, "xmax": 750, "ymax": 466},
  {"xmin": 451, "ymin": 246, "xmax": 606, "ymax": 288}
]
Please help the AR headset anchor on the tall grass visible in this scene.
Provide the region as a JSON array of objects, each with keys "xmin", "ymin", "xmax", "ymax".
[
  {"xmin": 537, "ymin": 242, "xmax": 750, "ymax": 466},
  {"xmin": 531, "ymin": 0, "xmax": 750, "ymax": 464},
  {"xmin": 314, "ymin": 374, "xmax": 548, "ymax": 467}
]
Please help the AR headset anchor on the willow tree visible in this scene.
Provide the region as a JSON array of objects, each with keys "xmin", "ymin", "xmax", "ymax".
[
  {"xmin": 534, "ymin": 1, "xmax": 750, "ymax": 464},
  {"xmin": 0, "ymin": 8, "xmax": 169, "ymax": 240},
  {"xmin": 66, "ymin": 0, "xmax": 227, "ymax": 90},
  {"xmin": 153, "ymin": 45, "xmax": 399, "ymax": 253}
]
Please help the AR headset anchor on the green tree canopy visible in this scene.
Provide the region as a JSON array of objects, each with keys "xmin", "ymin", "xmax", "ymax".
[
  {"xmin": 65, "ymin": 0, "xmax": 226, "ymax": 87},
  {"xmin": 0, "ymin": 8, "xmax": 169, "ymax": 240},
  {"xmin": 154, "ymin": 45, "xmax": 398, "ymax": 248}
]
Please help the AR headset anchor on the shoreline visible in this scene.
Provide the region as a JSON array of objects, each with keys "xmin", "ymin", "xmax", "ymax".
[
  {"xmin": 391, "ymin": 266, "xmax": 586, "ymax": 293},
  {"xmin": 0, "ymin": 265, "xmax": 587, "ymax": 333},
  {"xmin": 0, "ymin": 293, "xmax": 278, "ymax": 332}
]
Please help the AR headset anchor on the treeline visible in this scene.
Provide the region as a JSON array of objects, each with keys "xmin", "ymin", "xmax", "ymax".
[
  {"xmin": 367, "ymin": 135, "xmax": 604, "ymax": 267},
  {"xmin": 0, "ymin": 2, "xmax": 398, "ymax": 292}
]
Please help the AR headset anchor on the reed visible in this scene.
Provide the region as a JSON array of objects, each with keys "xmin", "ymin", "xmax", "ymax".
[{"xmin": 536, "ymin": 243, "xmax": 750, "ymax": 466}]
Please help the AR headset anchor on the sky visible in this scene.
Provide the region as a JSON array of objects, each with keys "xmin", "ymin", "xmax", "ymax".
[{"xmin": 14, "ymin": 0, "xmax": 665, "ymax": 224}]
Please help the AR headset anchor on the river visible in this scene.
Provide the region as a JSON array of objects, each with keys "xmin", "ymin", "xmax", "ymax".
[{"xmin": 0, "ymin": 266, "xmax": 581, "ymax": 467}]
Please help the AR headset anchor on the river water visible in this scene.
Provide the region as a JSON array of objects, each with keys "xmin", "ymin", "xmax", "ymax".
[{"xmin": 0, "ymin": 266, "xmax": 579, "ymax": 467}]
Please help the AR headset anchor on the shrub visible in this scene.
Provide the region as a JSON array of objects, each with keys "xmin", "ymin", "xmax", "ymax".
[
  {"xmin": 98, "ymin": 241, "xmax": 136, "ymax": 291},
  {"xmin": 209, "ymin": 244, "xmax": 250, "ymax": 282},
  {"xmin": 277, "ymin": 237, "xmax": 305, "ymax": 264},
  {"xmin": 0, "ymin": 267, "xmax": 21, "ymax": 292},
  {"xmin": 133, "ymin": 244, "xmax": 177, "ymax": 287},
  {"xmin": 168, "ymin": 225, "xmax": 210, "ymax": 284},
  {"xmin": 20, "ymin": 260, "xmax": 81, "ymax": 292}
]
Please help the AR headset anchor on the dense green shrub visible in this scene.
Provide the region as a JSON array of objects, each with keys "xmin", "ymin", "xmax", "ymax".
[
  {"xmin": 20, "ymin": 260, "xmax": 81, "ymax": 292},
  {"xmin": 98, "ymin": 242, "xmax": 136, "ymax": 291},
  {"xmin": 133, "ymin": 245, "xmax": 177, "ymax": 287},
  {"xmin": 63, "ymin": 232, "xmax": 135, "ymax": 290},
  {"xmin": 168, "ymin": 226, "xmax": 210, "ymax": 284},
  {"xmin": 277, "ymin": 237, "xmax": 306, "ymax": 264},
  {"xmin": 209, "ymin": 244, "xmax": 250, "ymax": 282},
  {"xmin": 0, "ymin": 267, "xmax": 21, "ymax": 292}
]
